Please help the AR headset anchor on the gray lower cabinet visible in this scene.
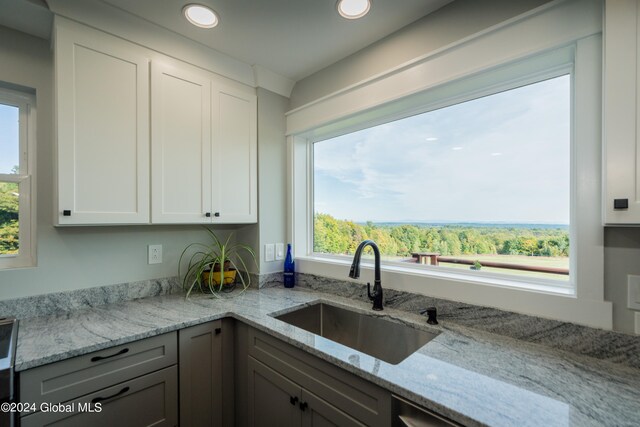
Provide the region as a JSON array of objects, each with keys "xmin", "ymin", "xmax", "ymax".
[
  {"xmin": 248, "ymin": 357, "xmax": 363, "ymax": 427},
  {"xmin": 245, "ymin": 327, "xmax": 391, "ymax": 427},
  {"xmin": 19, "ymin": 332, "xmax": 178, "ymax": 427},
  {"xmin": 178, "ymin": 318, "xmax": 234, "ymax": 427},
  {"xmin": 20, "ymin": 366, "xmax": 178, "ymax": 427}
]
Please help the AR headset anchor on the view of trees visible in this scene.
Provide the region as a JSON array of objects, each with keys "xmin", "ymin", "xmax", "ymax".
[
  {"xmin": 314, "ymin": 213, "xmax": 569, "ymax": 258},
  {"xmin": 0, "ymin": 182, "xmax": 19, "ymax": 255}
]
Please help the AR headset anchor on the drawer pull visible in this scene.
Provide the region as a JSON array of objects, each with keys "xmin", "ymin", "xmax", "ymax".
[
  {"xmin": 90, "ymin": 347, "xmax": 129, "ymax": 362},
  {"xmin": 299, "ymin": 401, "xmax": 308, "ymax": 411},
  {"xmin": 290, "ymin": 396, "xmax": 298, "ymax": 406},
  {"xmin": 91, "ymin": 386, "xmax": 130, "ymax": 404}
]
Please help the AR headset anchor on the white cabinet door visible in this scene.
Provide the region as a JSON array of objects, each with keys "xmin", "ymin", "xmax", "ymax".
[
  {"xmin": 55, "ymin": 23, "xmax": 150, "ymax": 225},
  {"xmin": 603, "ymin": 0, "xmax": 640, "ymax": 224},
  {"xmin": 211, "ymin": 85, "xmax": 257, "ymax": 223},
  {"xmin": 151, "ymin": 63, "xmax": 211, "ymax": 223}
]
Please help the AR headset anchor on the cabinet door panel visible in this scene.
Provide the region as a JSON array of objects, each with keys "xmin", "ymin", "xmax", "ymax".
[
  {"xmin": 604, "ymin": 0, "xmax": 640, "ymax": 223},
  {"xmin": 248, "ymin": 357, "xmax": 300, "ymax": 427},
  {"xmin": 179, "ymin": 320, "xmax": 223, "ymax": 427},
  {"xmin": 56, "ymin": 24, "xmax": 149, "ymax": 225},
  {"xmin": 301, "ymin": 389, "xmax": 365, "ymax": 427},
  {"xmin": 212, "ymin": 86, "xmax": 257, "ymax": 223},
  {"xmin": 21, "ymin": 366, "xmax": 178, "ymax": 427},
  {"xmin": 151, "ymin": 63, "xmax": 211, "ymax": 223}
]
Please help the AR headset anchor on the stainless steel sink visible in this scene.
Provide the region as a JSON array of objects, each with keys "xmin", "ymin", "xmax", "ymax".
[{"xmin": 274, "ymin": 303, "xmax": 438, "ymax": 365}]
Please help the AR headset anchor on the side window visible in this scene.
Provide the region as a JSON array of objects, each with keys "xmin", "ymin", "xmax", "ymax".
[{"xmin": 0, "ymin": 88, "xmax": 36, "ymax": 269}]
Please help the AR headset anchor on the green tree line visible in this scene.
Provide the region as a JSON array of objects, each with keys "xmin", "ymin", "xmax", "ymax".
[
  {"xmin": 0, "ymin": 182, "xmax": 19, "ymax": 254},
  {"xmin": 314, "ymin": 213, "xmax": 569, "ymax": 258}
]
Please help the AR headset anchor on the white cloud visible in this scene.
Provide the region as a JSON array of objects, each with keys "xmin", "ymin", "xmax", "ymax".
[{"xmin": 314, "ymin": 75, "xmax": 571, "ymax": 224}]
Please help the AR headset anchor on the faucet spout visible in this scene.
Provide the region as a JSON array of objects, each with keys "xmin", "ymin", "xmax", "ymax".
[{"xmin": 349, "ymin": 240, "xmax": 383, "ymax": 311}]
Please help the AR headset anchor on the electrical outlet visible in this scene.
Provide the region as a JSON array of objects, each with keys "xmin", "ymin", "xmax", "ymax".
[
  {"xmin": 275, "ymin": 243, "xmax": 285, "ymax": 260},
  {"xmin": 148, "ymin": 245, "xmax": 162, "ymax": 264},
  {"xmin": 627, "ymin": 275, "xmax": 640, "ymax": 310},
  {"xmin": 265, "ymin": 244, "xmax": 275, "ymax": 262}
]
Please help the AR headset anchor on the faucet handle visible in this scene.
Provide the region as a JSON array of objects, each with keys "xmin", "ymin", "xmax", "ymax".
[{"xmin": 420, "ymin": 307, "xmax": 438, "ymax": 325}]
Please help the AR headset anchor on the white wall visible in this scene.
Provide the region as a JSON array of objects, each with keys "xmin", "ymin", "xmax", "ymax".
[
  {"xmin": 237, "ymin": 87, "xmax": 289, "ymax": 275},
  {"xmin": 605, "ymin": 228, "xmax": 640, "ymax": 333},
  {"xmin": 290, "ymin": 0, "xmax": 554, "ymax": 109},
  {"xmin": 0, "ymin": 25, "xmax": 237, "ymax": 300}
]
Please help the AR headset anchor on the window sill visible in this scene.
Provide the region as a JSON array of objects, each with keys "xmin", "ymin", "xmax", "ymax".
[{"xmin": 295, "ymin": 255, "xmax": 612, "ymax": 330}]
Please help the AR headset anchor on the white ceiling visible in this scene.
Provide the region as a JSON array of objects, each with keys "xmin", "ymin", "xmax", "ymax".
[{"xmin": 0, "ymin": 0, "xmax": 453, "ymax": 81}]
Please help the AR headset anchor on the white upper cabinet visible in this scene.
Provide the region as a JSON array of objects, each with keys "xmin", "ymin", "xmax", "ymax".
[
  {"xmin": 151, "ymin": 63, "xmax": 257, "ymax": 224},
  {"xmin": 211, "ymin": 85, "xmax": 257, "ymax": 224},
  {"xmin": 603, "ymin": 0, "xmax": 640, "ymax": 224},
  {"xmin": 55, "ymin": 20, "xmax": 150, "ymax": 225},
  {"xmin": 54, "ymin": 18, "xmax": 258, "ymax": 225},
  {"xmin": 151, "ymin": 63, "xmax": 212, "ymax": 224}
]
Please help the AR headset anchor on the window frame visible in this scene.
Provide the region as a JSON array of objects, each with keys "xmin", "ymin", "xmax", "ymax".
[
  {"xmin": 287, "ymin": 31, "xmax": 609, "ymax": 328},
  {"xmin": 0, "ymin": 87, "xmax": 36, "ymax": 269},
  {"xmin": 309, "ymin": 69, "xmax": 574, "ymax": 289}
]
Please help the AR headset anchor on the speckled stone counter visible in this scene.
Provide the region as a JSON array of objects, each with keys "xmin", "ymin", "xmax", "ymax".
[{"xmin": 14, "ymin": 287, "xmax": 640, "ymax": 427}]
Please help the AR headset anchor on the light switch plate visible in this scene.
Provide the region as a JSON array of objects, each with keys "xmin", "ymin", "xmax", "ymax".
[
  {"xmin": 275, "ymin": 243, "xmax": 285, "ymax": 260},
  {"xmin": 265, "ymin": 244, "xmax": 275, "ymax": 262},
  {"xmin": 148, "ymin": 245, "xmax": 162, "ymax": 264},
  {"xmin": 627, "ymin": 275, "xmax": 640, "ymax": 310}
]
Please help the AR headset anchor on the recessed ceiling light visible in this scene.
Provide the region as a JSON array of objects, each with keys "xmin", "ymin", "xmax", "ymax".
[
  {"xmin": 183, "ymin": 4, "xmax": 219, "ymax": 28},
  {"xmin": 452, "ymin": 147, "xmax": 463, "ymax": 151},
  {"xmin": 425, "ymin": 137, "xmax": 438, "ymax": 141},
  {"xmin": 491, "ymin": 152, "xmax": 502, "ymax": 156},
  {"xmin": 337, "ymin": 0, "xmax": 371, "ymax": 20}
]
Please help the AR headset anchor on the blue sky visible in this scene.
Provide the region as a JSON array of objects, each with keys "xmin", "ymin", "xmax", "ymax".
[
  {"xmin": 0, "ymin": 104, "xmax": 19, "ymax": 174},
  {"xmin": 314, "ymin": 75, "xmax": 571, "ymax": 224}
]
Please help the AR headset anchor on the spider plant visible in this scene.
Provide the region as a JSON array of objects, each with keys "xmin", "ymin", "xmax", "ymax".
[{"xmin": 179, "ymin": 228, "xmax": 258, "ymax": 298}]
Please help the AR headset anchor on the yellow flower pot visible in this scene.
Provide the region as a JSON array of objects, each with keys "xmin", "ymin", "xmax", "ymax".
[{"xmin": 202, "ymin": 269, "xmax": 237, "ymax": 286}]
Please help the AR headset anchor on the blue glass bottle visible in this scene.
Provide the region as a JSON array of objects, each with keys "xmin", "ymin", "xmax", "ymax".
[{"xmin": 284, "ymin": 244, "xmax": 295, "ymax": 288}]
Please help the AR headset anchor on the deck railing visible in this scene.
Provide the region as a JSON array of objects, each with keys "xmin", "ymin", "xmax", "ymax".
[{"xmin": 411, "ymin": 252, "xmax": 569, "ymax": 275}]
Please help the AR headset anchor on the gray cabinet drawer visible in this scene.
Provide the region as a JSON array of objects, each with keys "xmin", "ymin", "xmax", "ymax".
[
  {"xmin": 20, "ymin": 365, "xmax": 178, "ymax": 427},
  {"xmin": 248, "ymin": 327, "xmax": 391, "ymax": 427},
  {"xmin": 20, "ymin": 332, "xmax": 177, "ymax": 408}
]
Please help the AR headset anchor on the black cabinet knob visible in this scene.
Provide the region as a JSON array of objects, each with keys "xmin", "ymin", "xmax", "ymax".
[
  {"xmin": 299, "ymin": 401, "xmax": 308, "ymax": 411},
  {"xmin": 214, "ymin": 212, "xmax": 220, "ymax": 217},
  {"xmin": 289, "ymin": 396, "xmax": 298, "ymax": 406},
  {"xmin": 205, "ymin": 212, "xmax": 211, "ymax": 217},
  {"xmin": 63, "ymin": 210, "xmax": 71, "ymax": 216}
]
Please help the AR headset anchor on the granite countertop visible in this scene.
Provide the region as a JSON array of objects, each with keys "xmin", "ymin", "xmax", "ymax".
[{"xmin": 15, "ymin": 286, "xmax": 640, "ymax": 427}]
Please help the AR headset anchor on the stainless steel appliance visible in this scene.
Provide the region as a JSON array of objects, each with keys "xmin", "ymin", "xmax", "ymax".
[{"xmin": 0, "ymin": 317, "xmax": 18, "ymax": 427}]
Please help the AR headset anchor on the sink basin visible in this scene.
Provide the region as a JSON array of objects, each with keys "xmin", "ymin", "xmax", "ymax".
[{"xmin": 274, "ymin": 303, "xmax": 438, "ymax": 364}]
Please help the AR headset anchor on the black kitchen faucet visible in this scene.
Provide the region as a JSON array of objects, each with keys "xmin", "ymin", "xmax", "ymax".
[{"xmin": 349, "ymin": 240, "xmax": 383, "ymax": 311}]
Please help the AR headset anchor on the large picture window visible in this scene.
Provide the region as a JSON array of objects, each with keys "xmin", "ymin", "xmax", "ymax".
[
  {"xmin": 0, "ymin": 88, "xmax": 36, "ymax": 269},
  {"xmin": 313, "ymin": 75, "xmax": 571, "ymax": 283}
]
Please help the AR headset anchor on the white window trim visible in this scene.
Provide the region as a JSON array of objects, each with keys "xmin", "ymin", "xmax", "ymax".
[
  {"xmin": 286, "ymin": 0, "xmax": 612, "ymax": 329},
  {"xmin": 0, "ymin": 88, "xmax": 37, "ymax": 269}
]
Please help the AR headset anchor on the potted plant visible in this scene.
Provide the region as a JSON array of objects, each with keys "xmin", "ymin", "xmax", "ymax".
[{"xmin": 179, "ymin": 228, "xmax": 257, "ymax": 298}]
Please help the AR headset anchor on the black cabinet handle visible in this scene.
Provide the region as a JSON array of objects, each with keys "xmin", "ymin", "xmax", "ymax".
[
  {"xmin": 290, "ymin": 396, "xmax": 298, "ymax": 406},
  {"xmin": 91, "ymin": 386, "xmax": 130, "ymax": 404},
  {"xmin": 614, "ymin": 199, "xmax": 629, "ymax": 210},
  {"xmin": 63, "ymin": 210, "xmax": 71, "ymax": 216},
  {"xmin": 215, "ymin": 328, "xmax": 221, "ymax": 335},
  {"xmin": 299, "ymin": 401, "xmax": 308, "ymax": 411},
  {"xmin": 214, "ymin": 212, "xmax": 220, "ymax": 217},
  {"xmin": 91, "ymin": 347, "xmax": 129, "ymax": 362},
  {"xmin": 205, "ymin": 212, "xmax": 211, "ymax": 217}
]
